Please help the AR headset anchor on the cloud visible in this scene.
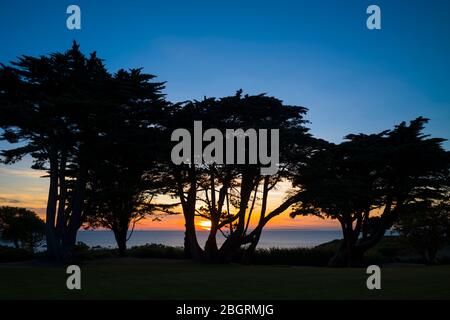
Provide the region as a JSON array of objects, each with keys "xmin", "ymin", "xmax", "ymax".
[
  {"xmin": 0, "ymin": 197, "xmax": 21, "ymax": 204},
  {"xmin": 0, "ymin": 167, "xmax": 46, "ymax": 178},
  {"xmin": 0, "ymin": 192, "xmax": 47, "ymax": 208}
]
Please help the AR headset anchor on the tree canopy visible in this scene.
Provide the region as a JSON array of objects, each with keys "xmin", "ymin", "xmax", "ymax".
[{"xmin": 291, "ymin": 117, "xmax": 449, "ymax": 266}]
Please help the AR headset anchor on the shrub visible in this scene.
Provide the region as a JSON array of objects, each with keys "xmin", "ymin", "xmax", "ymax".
[
  {"xmin": 0, "ymin": 245, "xmax": 34, "ymax": 262},
  {"xmin": 128, "ymin": 244, "xmax": 185, "ymax": 259},
  {"xmin": 250, "ymin": 247, "xmax": 335, "ymax": 266}
]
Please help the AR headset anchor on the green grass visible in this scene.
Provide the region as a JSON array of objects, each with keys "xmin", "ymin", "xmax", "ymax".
[{"xmin": 1, "ymin": 258, "xmax": 449, "ymax": 299}]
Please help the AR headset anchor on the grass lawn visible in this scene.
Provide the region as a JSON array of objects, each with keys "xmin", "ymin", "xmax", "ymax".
[{"xmin": 0, "ymin": 258, "xmax": 449, "ymax": 299}]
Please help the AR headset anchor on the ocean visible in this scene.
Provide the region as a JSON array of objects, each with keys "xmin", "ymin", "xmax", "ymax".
[{"xmin": 76, "ymin": 229, "xmax": 344, "ymax": 249}]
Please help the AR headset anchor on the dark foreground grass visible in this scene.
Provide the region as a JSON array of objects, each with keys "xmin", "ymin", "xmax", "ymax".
[{"xmin": 0, "ymin": 258, "xmax": 449, "ymax": 299}]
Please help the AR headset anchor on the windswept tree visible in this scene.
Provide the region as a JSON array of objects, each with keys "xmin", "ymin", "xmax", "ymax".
[
  {"xmin": 291, "ymin": 117, "xmax": 449, "ymax": 266},
  {"xmin": 0, "ymin": 43, "xmax": 166, "ymax": 262},
  {"xmin": 162, "ymin": 90, "xmax": 316, "ymax": 262},
  {"xmin": 84, "ymin": 106, "xmax": 176, "ymax": 256}
]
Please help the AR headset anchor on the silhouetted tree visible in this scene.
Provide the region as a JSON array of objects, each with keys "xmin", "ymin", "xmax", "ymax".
[
  {"xmin": 291, "ymin": 117, "xmax": 449, "ymax": 267},
  {"xmin": 82, "ymin": 67, "xmax": 173, "ymax": 256},
  {"xmin": 0, "ymin": 43, "xmax": 166, "ymax": 262},
  {"xmin": 84, "ymin": 123, "xmax": 176, "ymax": 255},
  {"xmin": 162, "ymin": 90, "xmax": 315, "ymax": 262},
  {"xmin": 0, "ymin": 206, "xmax": 45, "ymax": 252}
]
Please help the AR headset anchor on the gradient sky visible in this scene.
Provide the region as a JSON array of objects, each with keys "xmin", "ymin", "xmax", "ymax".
[{"xmin": 0, "ymin": 0, "xmax": 449, "ymax": 229}]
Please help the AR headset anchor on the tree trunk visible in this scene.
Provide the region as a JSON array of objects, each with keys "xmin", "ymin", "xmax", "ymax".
[
  {"xmin": 217, "ymin": 177, "xmax": 255, "ymax": 263},
  {"xmin": 59, "ymin": 226, "xmax": 76, "ymax": 263},
  {"xmin": 179, "ymin": 166, "xmax": 204, "ymax": 260},
  {"xmin": 218, "ymin": 233, "xmax": 242, "ymax": 263},
  {"xmin": 113, "ymin": 227, "xmax": 128, "ymax": 257},
  {"xmin": 242, "ymin": 230, "xmax": 262, "ymax": 264},
  {"xmin": 45, "ymin": 152, "xmax": 59, "ymax": 260},
  {"xmin": 56, "ymin": 150, "xmax": 67, "ymax": 242},
  {"xmin": 184, "ymin": 214, "xmax": 203, "ymax": 260},
  {"xmin": 60, "ymin": 162, "xmax": 88, "ymax": 263},
  {"xmin": 204, "ymin": 226, "xmax": 219, "ymax": 262},
  {"xmin": 328, "ymin": 240, "xmax": 347, "ymax": 267},
  {"xmin": 329, "ymin": 222, "xmax": 364, "ymax": 267}
]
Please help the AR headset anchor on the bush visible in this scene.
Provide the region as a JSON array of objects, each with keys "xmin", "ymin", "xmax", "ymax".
[
  {"xmin": 363, "ymin": 251, "xmax": 385, "ymax": 266},
  {"xmin": 72, "ymin": 242, "xmax": 117, "ymax": 260},
  {"xmin": 437, "ymin": 255, "xmax": 450, "ymax": 265},
  {"xmin": 251, "ymin": 247, "xmax": 335, "ymax": 266},
  {"xmin": 0, "ymin": 245, "xmax": 34, "ymax": 262},
  {"xmin": 74, "ymin": 241, "xmax": 90, "ymax": 253},
  {"xmin": 128, "ymin": 244, "xmax": 185, "ymax": 259}
]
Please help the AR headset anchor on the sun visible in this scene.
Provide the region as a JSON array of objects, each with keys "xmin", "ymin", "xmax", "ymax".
[{"xmin": 197, "ymin": 220, "xmax": 212, "ymax": 231}]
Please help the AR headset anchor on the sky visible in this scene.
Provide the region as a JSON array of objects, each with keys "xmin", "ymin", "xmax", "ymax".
[{"xmin": 0, "ymin": 0, "xmax": 449, "ymax": 230}]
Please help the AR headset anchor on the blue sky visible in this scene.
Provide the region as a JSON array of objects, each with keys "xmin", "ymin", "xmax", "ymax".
[
  {"xmin": 1, "ymin": 0, "xmax": 449, "ymax": 145},
  {"xmin": 0, "ymin": 1, "xmax": 449, "ymax": 220}
]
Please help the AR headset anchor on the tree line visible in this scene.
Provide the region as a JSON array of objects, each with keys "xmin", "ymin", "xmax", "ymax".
[{"xmin": 1, "ymin": 42, "xmax": 449, "ymax": 266}]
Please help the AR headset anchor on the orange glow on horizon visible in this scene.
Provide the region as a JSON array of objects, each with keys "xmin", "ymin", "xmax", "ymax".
[
  {"xmin": 0, "ymin": 166, "xmax": 341, "ymax": 231},
  {"xmin": 132, "ymin": 212, "xmax": 340, "ymax": 231},
  {"xmin": 197, "ymin": 220, "xmax": 212, "ymax": 231}
]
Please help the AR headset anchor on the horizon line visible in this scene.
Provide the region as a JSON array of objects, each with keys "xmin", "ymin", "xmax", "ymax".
[{"xmin": 80, "ymin": 228, "xmax": 342, "ymax": 232}]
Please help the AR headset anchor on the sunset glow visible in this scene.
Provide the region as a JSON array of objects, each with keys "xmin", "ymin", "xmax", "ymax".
[
  {"xmin": 0, "ymin": 167, "xmax": 341, "ymax": 230},
  {"xmin": 197, "ymin": 220, "xmax": 212, "ymax": 231}
]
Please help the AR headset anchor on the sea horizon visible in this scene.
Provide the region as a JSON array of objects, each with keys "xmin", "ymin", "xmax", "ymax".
[
  {"xmin": 76, "ymin": 229, "xmax": 345, "ymax": 249},
  {"xmin": 1, "ymin": 228, "xmax": 400, "ymax": 251}
]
